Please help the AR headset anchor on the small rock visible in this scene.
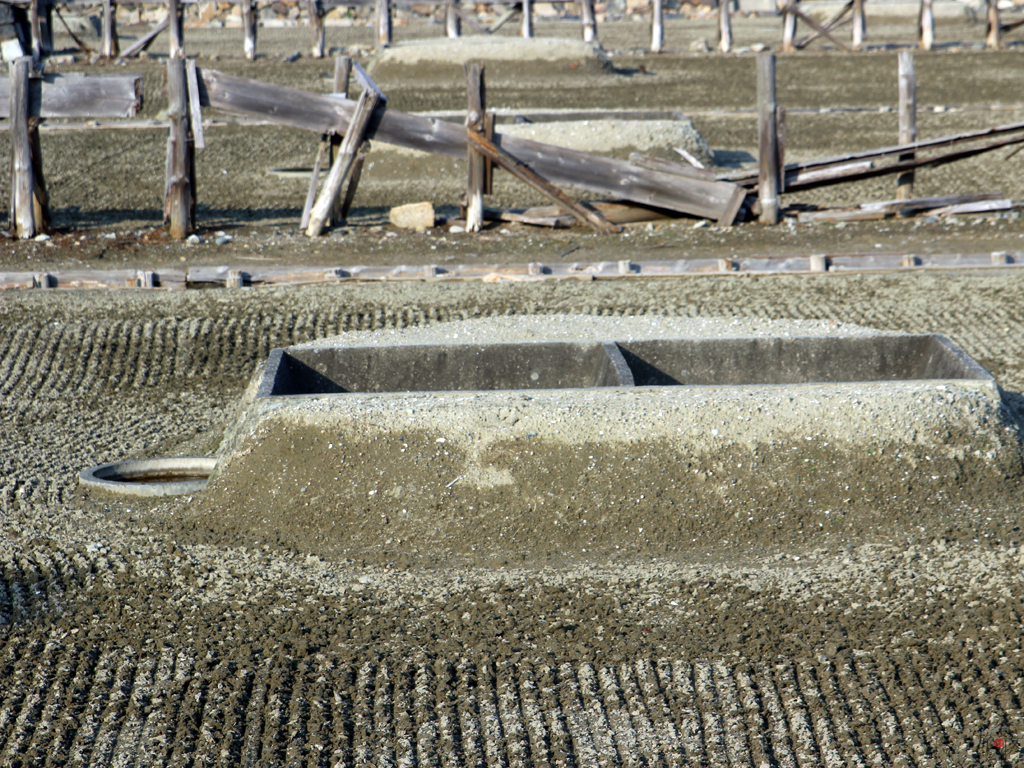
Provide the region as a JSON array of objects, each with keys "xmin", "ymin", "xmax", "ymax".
[
  {"xmin": 102, "ymin": 232, "xmax": 118, "ymax": 240},
  {"xmin": 186, "ymin": 234, "xmax": 204, "ymax": 245},
  {"xmin": 689, "ymin": 38, "xmax": 711, "ymax": 52},
  {"xmin": 283, "ymin": 51, "xmax": 301, "ymax": 62},
  {"xmin": 449, "ymin": 225, "xmax": 465, "ymax": 234},
  {"xmin": 751, "ymin": 43, "xmax": 767, "ymax": 52},
  {"xmin": 692, "ymin": 219, "xmax": 709, "ymax": 229},
  {"xmin": 734, "ymin": 46, "xmax": 751, "ymax": 54},
  {"xmin": 389, "ymin": 202, "xmax": 434, "ymax": 231},
  {"xmin": 33, "ymin": 233, "xmax": 51, "ymax": 242},
  {"xmin": 214, "ymin": 236, "xmax": 232, "ymax": 245}
]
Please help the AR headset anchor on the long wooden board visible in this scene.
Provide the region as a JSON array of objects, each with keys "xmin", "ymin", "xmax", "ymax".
[
  {"xmin": 196, "ymin": 68, "xmax": 746, "ymax": 223},
  {"xmin": 0, "ymin": 72, "xmax": 142, "ymax": 119}
]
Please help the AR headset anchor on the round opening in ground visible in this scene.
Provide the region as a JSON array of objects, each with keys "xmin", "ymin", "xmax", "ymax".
[{"xmin": 79, "ymin": 457, "xmax": 218, "ymax": 498}]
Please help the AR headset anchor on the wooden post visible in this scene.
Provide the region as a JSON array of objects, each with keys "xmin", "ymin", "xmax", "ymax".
[
  {"xmin": 782, "ymin": 2, "xmax": 797, "ymax": 51},
  {"xmin": 446, "ymin": 0, "xmax": 461, "ymax": 37},
  {"xmin": 328, "ymin": 55, "xmax": 351, "ymax": 223},
  {"xmin": 580, "ymin": 0, "xmax": 597, "ymax": 43},
  {"xmin": 307, "ymin": 88, "xmax": 382, "ymax": 236},
  {"xmin": 851, "ymin": 0, "xmax": 864, "ymax": 49},
  {"xmin": 335, "ymin": 54, "xmax": 351, "ymax": 97},
  {"xmin": 918, "ymin": 0, "xmax": 933, "ymax": 50},
  {"xmin": 651, "ymin": 0, "xmax": 663, "ymax": 53},
  {"xmin": 757, "ymin": 52, "xmax": 780, "ymax": 225},
  {"xmin": 986, "ymin": 0, "xmax": 1000, "ymax": 48},
  {"xmin": 28, "ymin": 117, "xmax": 48, "ymax": 229},
  {"xmin": 165, "ymin": 57, "xmax": 192, "ymax": 239},
  {"xmin": 241, "ymin": 0, "xmax": 257, "ymax": 60},
  {"xmin": 718, "ymin": 0, "xmax": 732, "ymax": 52},
  {"xmin": 308, "ymin": 0, "xmax": 325, "ymax": 57},
  {"xmin": 376, "ymin": 0, "xmax": 391, "ymax": 48},
  {"xmin": 300, "ymin": 135, "xmax": 329, "ymax": 230},
  {"xmin": 10, "ymin": 58, "xmax": 35, "ymax": 238},
  {"xmin": 897, "ymin": 51, "xmax": 916, "ymax": 200},
  {"xmin": 102, "ymin": 0, "xmax": 119, "ymax": 57},
  {"xmin": 39, "ymin": 2, "xmax": 53, "ymax": 53},
  {"xmin": 521, "ymin": 0, "xmax": 533, "ymax": 37},
  {"xmin": 465, "ymin": 63, "xmax": 485, "ymax": 232},
  {"xmin": 29, "ymin": 0, "xmax": 41, "ymax": 63},
  {"xmin": 169, "ymin": 0, "xmax": 183, "ymax": 58},
  {"xmin": 776, "ymin": 105, "xmax": 786, "ymax": 193}
]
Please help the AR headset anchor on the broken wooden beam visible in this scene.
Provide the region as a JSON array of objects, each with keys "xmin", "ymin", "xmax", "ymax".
[
  {"xmin": 0, "ymin": 72, "xmax": 142, "ymax": 119},
  {"xmin": 466, "ymin": 130, "xmax": 621, "ymax": 234},
  {"xmin": 120, "ymin": 16, "xmax": 168, "ymax": 58},
  {"xmin": 195, "ymin": 68, "xmax": 747, "ymax": 223},
  {"xmin": 780, "ymin": 3, "xmax": 853, "ymax": 52},
  {"xmin": 629, "ymin": 152, "xmax": 716, "ymax": 181}
]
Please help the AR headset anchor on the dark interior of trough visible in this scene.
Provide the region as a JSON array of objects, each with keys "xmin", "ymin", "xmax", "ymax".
[{"xmin": 257, "ymin": 334, "xmax": 993, "ymax": 397}]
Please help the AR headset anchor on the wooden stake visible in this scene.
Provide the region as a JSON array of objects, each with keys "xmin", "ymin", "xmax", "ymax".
[
  {"xmin": 465, "ymin": 131, "xmax": 622, "ymax": 234},
  {"xmin": 339, "ymin": 149, "xmax": 367, "ymax": 221},
  {"xmin": 897, "ymin": 51, "xmax": 916, "ymax": 200},
  {"xmin": 186, "ymin": 59, "xmax": 204, "ymax": 150},
  {"xmin": 376, "ymin": 0, "xmax": 391, "ymax": 49},
  {"xmin": 782, "ymin": 2, "xmax": 797, "ymax": 52},
  {"xmin": 327, "ymin": 55, "xmax": 351, "ymax": 223},
  {"xmin": 308, "ymin": 0, "xmax": 324, "ymax": 57},
  {"xmin": 10, "ymin": 58, "xmax": 35, "ymax": 238},
  {"xmin": 521, "ymin": 0, "xmax": 533, "ymax": 37},
  {"xmin": 776, "ymin": 105, "xmax": 786, "ymax": 193},
  {"xmin": 986, "ymin": 0, "xmax": 1000, "ymax": 48},
  {"xmin": 851, "ymin": 0, "xmax": 864, "ymax": 49},
  {"xmin": 28, "ymin": 117, "xmax": 49, "ymax": 231},
  {"xmin": 580, "ymin": 0, "xmax": 597, "ymax": 43},
  {"xmin": 241, "ymin": 0, "xmax": 257, "ymax": 60},
  {"xmin": 718, "ymin": 0, "xmax": 732, "ymax": 52},
  {"xmin": 335, "ymin": 55, "xmax": 351, "ymax": 97},
  {"xmin": 29, "ymin": 0, "xmax": 41, "ymax": 63},
  {"xmin": 120, "ymin": 16, "xmax": 168, "ymax": 58},
  {"xmin": 307, "ymin": 88, "xmax": 382, "ymax": 236},
  {"xmin": 165, "ymin": 57, "xmax": 192, "ymax": 239},
  {"xmin": 651, "ymin": 0, "xmax": 663, "ymax": 53},
  {"xmin": 757, "ymin": 52, "xmax": 780, "ymax": 225},
  {"xmin": 301, "ymin": 135, "xmax": 329, "ymax": 230},
  {"xmin": 918, "ymin": 0, "xmax": 934, "ymax": 50},
  {"xmin": 102, "ymin": 0, "xmax": 119, "ymax": 58},
  {"xmin": 169, "ymin": 0, "xmax": 183, "ymax": 58},
  {"xmin": 466, "ymin": 63, "xmax": 485, "ymax": 232},
  {"xmin": 40, "ymin": 2, "xmax": 53, "ymax": 53},
  {"xmin": 446, "ymin": 0, "xmax": 461, "ymax": 38}
]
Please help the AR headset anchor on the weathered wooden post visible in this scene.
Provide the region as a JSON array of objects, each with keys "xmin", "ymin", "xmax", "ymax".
[
  {"xmin": 781, "ymin": 1, "xmax": 797, "ymax": 52},
  {"xmin": 465, "ymin": 63, "xmax": 485, "ymax": 232},
  {"xmin": 169, "ymin": 0, "xmax": 183, "ymax": 58},
  {"xmin": 29, "ymin": 0, "xmax": 41, "ymax": 62},
  {"xmin": 308, "ymin": 0, "xmax": 325, "ymax": 57},
  {"xmin": 446, "ymin": 0, "xmax": 461, "ymax": 37},
  {"xmin": 241, "ymin": 0, "xmax": 257, "ymax": 59},
  {"xmin": 986, "ymin": 0, "xmax": 1000, "ymax": 48},
  {"xmin": 10, "ymin": 58, "xmax": 35, "ymax": 237},
  {"xmin": 331, "ymin": 54, "xmax": 351, "ymax": 222},
  {"xmin": 376, "ymin": 0, "xmax": 391, "ymax": 48},
  {"xmin": 897, "ymin": 51, "xmax": 916, "ymax": 200},
  {"xmin": 918, "ymin": 0, "xmax": 934, "ymax": 50},
  {"xmin": 102, "ymin": 0, "xmax": 119, "ymax": 57},
  {"xmin": 165, "ymin": 57, "xmax": 192, "ymax": 239},
  {"xmin": 757, "ymin": 52, "xmax": 780, "ymax": 225},
  {"xmin": 521, "ymin": 0, "xmax": 533, "ymax": 37},
  {"xmin": 851, "ymin": 0, "xmax": 864, "ymax": 49},
  {"xmin": 718, "ymin": 0, "xmax": 732, "ymax": 52},
  {"xmin": 580, "ymin": 0, "xmax": 597, "ymax": 42},
  {"xmin": 651, "ymin": 0, "xmax": 663, "ymax": 53}
]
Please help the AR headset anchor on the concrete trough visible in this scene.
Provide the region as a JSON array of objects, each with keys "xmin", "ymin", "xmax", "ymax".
[{"xmin": 193, "ymin": 317, "xmax": 1021, "ymax": 563}]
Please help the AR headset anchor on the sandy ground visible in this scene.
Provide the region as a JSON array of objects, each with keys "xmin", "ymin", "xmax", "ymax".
[{"xmin": 2, "ymin": 16, "xmax": 1024, "ymax": 768}]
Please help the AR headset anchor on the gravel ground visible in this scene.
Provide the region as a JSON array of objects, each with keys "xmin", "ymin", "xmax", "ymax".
[{"xmin": 2, "ymin": 17, "xmax": 1024, "ymax": 768}]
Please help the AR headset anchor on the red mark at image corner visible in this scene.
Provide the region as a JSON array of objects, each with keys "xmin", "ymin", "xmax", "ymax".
[{"xmin": 994, "ymin": 738, "xmax": 1005, "ymax": 749}]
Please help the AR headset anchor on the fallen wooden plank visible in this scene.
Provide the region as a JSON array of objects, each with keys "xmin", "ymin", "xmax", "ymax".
[
  {"xmin": 721, "ymin": 119, "xmax": 1024, "ymax": 186},
  {"xmin": 932, "ymin": 199, "xmax": 1013, "ymax": 217},
  {"xmin": 0, "ymin": 72, "xmax": 142, "ymax": 119},
  {"xmin": 195, "ymin": 68, "xmax": 746, "ymax": 223},
  {"xmin": 796, "ymin": 208, "xmax": 887, "ymax": 224},
  {"xmin": 787, "ymin": 160, "xmax": 872, "ymax": 188},
  {"xmin": 861, "ymin": 191, "xmax": 1004, "ymax": 215},
  {"xmin": 629, "ymin": 152, "xmax": 716, "ymax": 181}
]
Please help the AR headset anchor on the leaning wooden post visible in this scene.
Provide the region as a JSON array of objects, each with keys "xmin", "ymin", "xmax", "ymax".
[
  {"xmin": 580, "ymin": 0, "xmax": 597, "ymax": 42},
  {"xmin": 521, "ymin": 0, "xmax": 533, "ymax": 37},
  {"xmin": 986, "ymin": 0, "xmax": 1000, "ymax": 48},
  {"xmin": 165, "ymin": 56, "xmax": 192, "ymax": 239},
  {"xmin": 102, "ymin": 0, "xmax": 119, "ymax": 57},
  {"xmin": 329, "ymin": 54, "xmax": 351, "ymax": 223},
  {"xmin": 376, "ymin": 0, "xmax": 391, "ymax": 48},
  {"xmin": 897, "ymin": 51, "xmax": 916, "ymax": 200},
  {"xmin": 465, "ymin": 63, "xmax": 485, "ymax": 232},
  {"xmin": 782, "ymin": 2, "xmax": 797, "ymax": 52},
  {"xmin": 169, "ymin": 0, "xmax": 183, "ymax": 58},
  {"xmin": 851, "ymin": 0, "xmax": 864, "ymax": 49},
  {"xmin": 757, "ymin": 52, "xmax": 780, "ymax": 225},
  {"xmin": 10, "ymin": 58, "xmax": 35, "ymax": 238},
  {"xmin": 308, "ymin": 0, "xmax": 325, "ymax": 57},
  {"xmin": 918, "ymin": 0, "xmax": 933, "ymax": 50},
  {"xmin": 241, "ymin": 0, "xmax": 257, "ymax": 59},
  {"xmin": 651, "ymin": 0, "xmax": 663, "ymax": 53},
  {"xmin": 446, "ymin": 0, "xmax": 461, "ymax": 37},
  {"xmin": 718, "ymin": 0, "xmax": 732, "ymax": 52}
]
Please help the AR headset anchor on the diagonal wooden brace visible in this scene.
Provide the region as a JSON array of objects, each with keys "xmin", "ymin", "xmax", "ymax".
[{"xmin": 465, "ymin": 130, "xmax": 622, "ymax": 235}]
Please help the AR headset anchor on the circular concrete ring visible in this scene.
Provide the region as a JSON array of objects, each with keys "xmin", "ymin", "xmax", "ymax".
[{"xmin": 79, "ymin": 457, "xmax": 218, "ymax": 498}]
